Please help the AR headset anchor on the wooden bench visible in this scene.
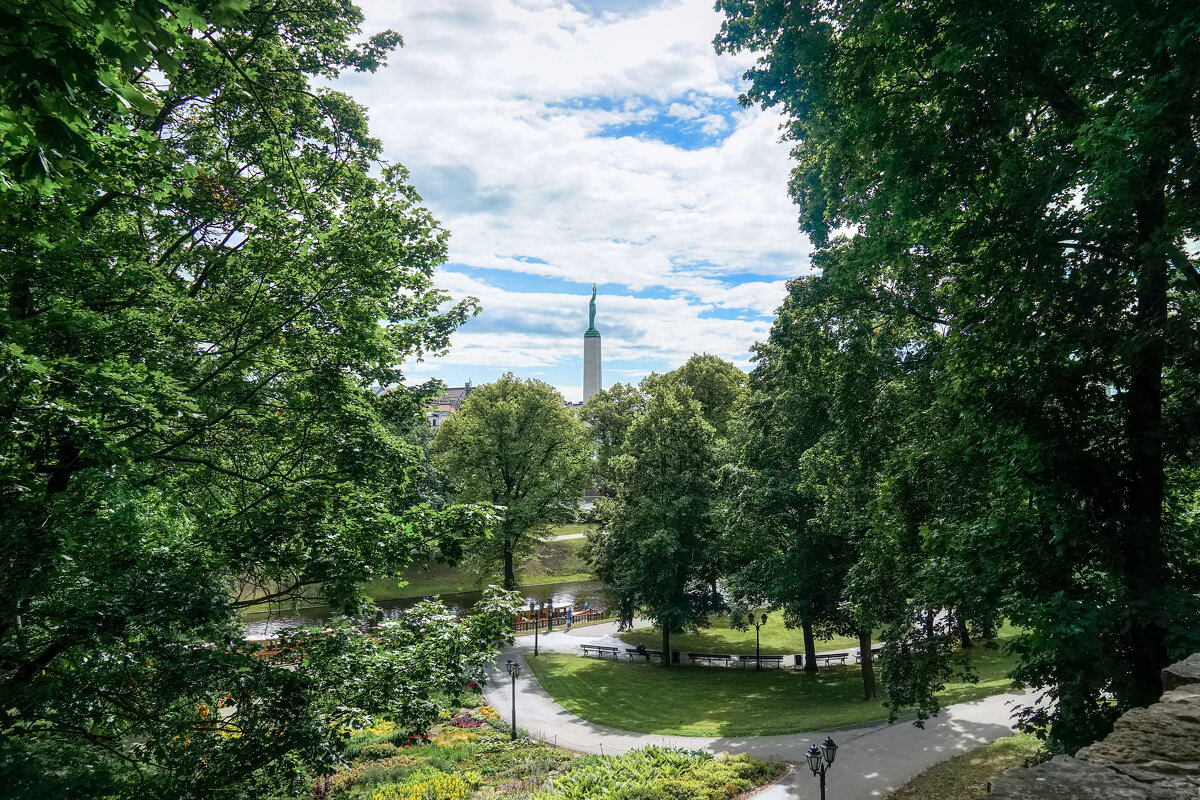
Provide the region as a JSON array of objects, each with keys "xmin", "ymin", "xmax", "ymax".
[
  {"xmin": 625, "ymin": 647, "xmax": 665, "ymax": 662},
  {"xmin": 794, "ymin": 652, "xmax": 852, "ymax": 668},
  {"xmin": 737, "ymin": 654, "xmax": 785, "ymax": 668},
  {"xmin": 688, "ymin": 652, "xmax": 733, "ymax": 667},
  {"xmin": 855, "ymin": 646, "xmax": 884, "ymax": 663},
  {"xmin": 580, "ymin": 644, "xmax": 619, "ymax": 659},
  {"xmin": 812, "ymin": 651, "xmax": 850, "ymax": 666}
]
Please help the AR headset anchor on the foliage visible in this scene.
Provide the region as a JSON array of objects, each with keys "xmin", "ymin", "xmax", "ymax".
[
  {"xmin": 536, "ymin": 747, "xmax": 777, "ymax": 800},
  {"xmin": 369, "ymin": 772, "xmax": 474, "ymax": 800},
  {"xmin": 587, "ymin": 355, "xmax": 745, "ymax": 648},
  {"xmin": 590, "ymin": 380, "xmax": 725, "ymax": 656},
  {"xmin": 579, "ymin": 382, "xmax": 644, "ymax": 496},
  {"xmin": 0, "ymin": 2, "xmax": 490, "ymax": 795},
  {"xmin": 326, "ymin": 722, "xmax": 779, "ymax": 800},
  {"xmin": 644, "ymin": 353, "xmax": 746, "ymax": 440},
  {"xmin": 716, "ymin": 0, "xmax": 1200, "ymax": 750},
  {"xmin": 432, "ymin": 374, "xmax": 592, "ymax": 588},
  {"xmin": 272, "ymin": 590, "xmax": 521, "ymax": 739}
]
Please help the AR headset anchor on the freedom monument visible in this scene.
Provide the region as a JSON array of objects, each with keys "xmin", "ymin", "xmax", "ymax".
[{"xmin": 583, "ymin": 284, "xmax": 602, "ymax": 402}]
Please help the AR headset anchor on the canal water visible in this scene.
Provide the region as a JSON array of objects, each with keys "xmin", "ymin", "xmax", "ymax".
[{"xmin": 242, "ymin": 579, "xmax": 606, "ymax": 638}]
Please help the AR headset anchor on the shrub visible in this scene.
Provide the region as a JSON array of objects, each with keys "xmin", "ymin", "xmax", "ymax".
[
  {"xmin": 359, "ymin": 743, "xmax": 401, "ymax": 761},
  {"xmin": 370, "ymin": 772, "xmax": 473, "ymax": 800}
]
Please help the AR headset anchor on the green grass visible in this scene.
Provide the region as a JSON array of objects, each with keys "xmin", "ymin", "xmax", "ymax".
[
  {"xmin": 524, "ymin": 639, "xmax": 1019, "ymax": 737},
  {"xmin": 544, "ymin": 522, "xmax": 593, "ymax": 538},
  {"xmin": 241, "ymin": 527, "xmax": 596, "ymax": 612},
  {"xmin": 885, "ymin": 733, "xmax": 1042, "ymax": 800},
  {"xmin": 620, "ymin": 617, "xmax": 870, "ymax": 656},
  {"xmin": 364, "ymin": 531, "xmax": 594, "ymax": 603}
]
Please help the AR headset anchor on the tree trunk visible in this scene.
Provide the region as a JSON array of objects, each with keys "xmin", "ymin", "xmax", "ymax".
[
  {"xmin": 958, "ymin": 618, "xmax": 973, "ymax": 649},
  {"xmin": 661, "ymin": 621, "xmax": 671, "ymax": 668},
  {"xmin": 1125, "ymin": 166, "xmax": 1170, "ymax": 706},
  {"xmin": 502, "ymin": 544, "xmax": 515, "ymax": 590},
  {"xmin": 802, "ymin": 620, "xmax": 817, "ymax": 673},
  {"xmin": 858, "ymin": 629, "xmax": 877, "ymax": 699}
]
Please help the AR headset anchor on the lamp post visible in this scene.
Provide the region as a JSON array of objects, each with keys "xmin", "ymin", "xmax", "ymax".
[
  {"xmin": 529, "ymin": 600, "xmax": 539, "ymax": 657},
  {"xmin": 749, "ymin": 612, "xmax": 768, "ymax": 671},
  {"xmin": 505, "ymin": 659, "xmax": 521, "ymax": 741},
  {"xmin": 546, "ymin": 594, "xmax": 553, "ymax": 632},
  {"xmin": 805, "ymin": 736, "xmax": 838, "ymax": 800}
]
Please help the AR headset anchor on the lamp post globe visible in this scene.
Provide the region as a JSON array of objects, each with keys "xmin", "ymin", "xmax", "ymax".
[
  {"xmin": 806, "ymin": 745, "xmax": 822, "ymax": 774},
  {"xmin": 821, "ymin": 736, "xmax": 838, "ymax": 765}
]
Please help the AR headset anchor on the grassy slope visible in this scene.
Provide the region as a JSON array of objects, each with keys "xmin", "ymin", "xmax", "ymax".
[
  {"xmin": 363, "ymin": 530, "xmax": 594, "ymax": 602},
  {"xmin": 885, "ymin": 733, "xmax": 1041, "ymax": 800},
  {"xmin": 620, "ymin": 617, "xmax": 870, "ymax": 656},
  {"xmin": 525, "ymin": 639, "xmax": 1019, "ymax": 737}
]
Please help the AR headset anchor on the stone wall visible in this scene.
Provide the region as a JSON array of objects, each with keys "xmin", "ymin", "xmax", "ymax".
[{"xmin": 974, "ymin": 654, "xmax": 1200, "ymax": 799}]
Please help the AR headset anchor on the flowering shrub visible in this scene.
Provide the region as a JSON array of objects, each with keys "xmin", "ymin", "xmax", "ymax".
[
  {"xmin": 371, "ymin": 773, "xmax": 473, "ymax": 800},
  {"xmin": 449, "ymin": 713, "xmax": 482, "ymax": 729},
  {"xmin": 431, "ymin": 728, "xmax": 479, "ymax": 747},
  {"xmin": 367, "ymin": 720, "xmax": 399, "ymax": 737}
]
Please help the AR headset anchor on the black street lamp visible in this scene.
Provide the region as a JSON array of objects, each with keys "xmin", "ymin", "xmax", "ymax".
[
  {"xmin": 505, "ymin": 658, "xmax": 521, "ymax": 741},
  {"xmin": 529, "ymin": 600, "xmax": 540, "ymax": 657},
  {"xmin": 749, "ymin": 612, "xmax": 768, "ymax": 671},
  {"xmin": 805, "ymin": 736, "xmax": 838, "ymax": 800},
  {"xmin": 546, "ymin": 595, "xmax": 553, "ymax": 632}
]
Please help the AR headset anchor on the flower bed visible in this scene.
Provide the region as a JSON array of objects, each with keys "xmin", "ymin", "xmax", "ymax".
[{"xmin": 321, "ymin": 711, "xmax": 784, "ymax": 800}]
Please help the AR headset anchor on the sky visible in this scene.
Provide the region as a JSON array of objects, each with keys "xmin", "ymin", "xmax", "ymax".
[{"xmin": 338, "ymin": 0, "xmax": 815, "ymax": 402}]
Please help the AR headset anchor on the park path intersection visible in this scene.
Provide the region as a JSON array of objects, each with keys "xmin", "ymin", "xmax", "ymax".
[{"xmin": 483, "ymin": 621, "xmax": 1029, "ymax": 800}]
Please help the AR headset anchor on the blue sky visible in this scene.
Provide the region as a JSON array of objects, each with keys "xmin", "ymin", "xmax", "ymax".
[{"xmin": 341, "ymin": 0, "xmax": 815, "ymax": 401}]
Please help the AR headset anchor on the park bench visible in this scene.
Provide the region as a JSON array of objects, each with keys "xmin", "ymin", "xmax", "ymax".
[
  {"xmin": 625, "ymin": 647, "xmax": 664, "ymax": 663},
  {"xmin": 854, "ymin": 645, "xmax": 885, "ymax": 663},
  {"xmin": 687, "ymin": 652, "xmax": 733, "ymax": 667},
  {"xmin": 736, "ymin": 654, "xmax": 785, "ymax": 668},
  {"xmin": 812, "ymin": 651, "xmax": 850, "ymax": 667},
  {"xmin": 793, "ymin": 652, "xmax": 852, "ymax": 668},
  {"xmin": 580, "ymin": 644, "xmax": 619, "ymax": 659}
]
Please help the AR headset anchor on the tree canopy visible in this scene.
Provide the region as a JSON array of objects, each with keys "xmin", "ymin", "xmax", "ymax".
[
  {"xmin": 717, "ymin": 0, "xmax": 1200, "ymax": 749},
  {"xmin": 0, "ymin": 2, "xmax": 503, "ymax": 795},
  {"xmin": 431, "ymin": 374, "xmax": 592, "ymax": 589},
  {"xmin": 589, "ymin": 354, "xmax": 744, "ymax": 660}
]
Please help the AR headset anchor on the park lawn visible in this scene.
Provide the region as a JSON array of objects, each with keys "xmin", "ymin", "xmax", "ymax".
[
  {"xmin": 620, "ymin": 616, "xmax": 870, "ymax": 656},
  {"xmin": 885, "ymin": 733, "xmax": 1041, "ymax": 800},
  {"xmin": 364, "ymin": 532, "xmax": 594, "ymax": 602},
  {"xmin": 525, "ymin": 639, "xmax": 1019, "ymax": 737},
  {"xmin": 243, "ymin": 527, "xmax": 595, "ymax": 611},
  {"xmin": 546, "ymin": 522, "xmax": 594, "ymax": 538}
]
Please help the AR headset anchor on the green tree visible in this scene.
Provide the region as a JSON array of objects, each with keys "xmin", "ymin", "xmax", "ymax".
[
  {"xmin": 580, "ymin": 381, "xmax": 644, "ymax": 496},
  {"xmin": 431, "ymin": 374, "xmax": 593, "ymax": 589},
  {"xmin": 653, "ymin": 352, "xmax": 747, "ymax": 440},
  {"xmin": 590, "ymin": 381, "xmax": 726, "ymax": 665},
  {"xmin": 0, "ymin": 2, "xmax": 486, "ymax": 795},
  {"xmin": 729, "ymin": 275, "xmax": 933, "ymax": 699},
  {"xmin": 717, "ymin": 0, "xmax": 1200, "ymax": 748}
]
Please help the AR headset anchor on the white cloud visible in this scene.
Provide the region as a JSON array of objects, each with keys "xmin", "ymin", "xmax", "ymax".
[{"xmin": 342, "ymin": 0, "xmax": 814, "ymax": 398}]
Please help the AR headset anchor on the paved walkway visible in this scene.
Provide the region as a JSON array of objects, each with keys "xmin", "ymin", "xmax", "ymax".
[{"xmin": 484, "ymin": 621, "xmax": 1029, "ymax": 800}]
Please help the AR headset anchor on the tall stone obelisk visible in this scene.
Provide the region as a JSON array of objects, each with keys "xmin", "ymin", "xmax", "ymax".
[{"xmin": 583, "ymin": 284, "xmax": 602, "ymax": 402}]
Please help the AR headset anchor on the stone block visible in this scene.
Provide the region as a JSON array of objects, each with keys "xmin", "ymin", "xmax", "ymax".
[{"xmin": 1162, "ymin": 653, "xmax": 1200, "ymax": 691}]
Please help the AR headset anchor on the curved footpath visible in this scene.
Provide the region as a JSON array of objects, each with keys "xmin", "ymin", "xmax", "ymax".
[{"xmin": 484, "ymin": 620, "xmax": 1030, "ymax": 800}]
